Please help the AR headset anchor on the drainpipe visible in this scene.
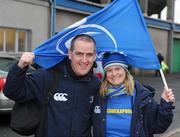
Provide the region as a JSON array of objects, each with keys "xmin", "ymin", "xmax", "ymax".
[
  {"xmin": 167, "ymin": 0, "xmax": 175, "ymax": 73},
  {"xmin": 139, "ymin": 0, "xmax": 148, "ymax": 16},
  {"xmin": 49, "ymin": 0, "xmax": 56, "ymax": 37}
]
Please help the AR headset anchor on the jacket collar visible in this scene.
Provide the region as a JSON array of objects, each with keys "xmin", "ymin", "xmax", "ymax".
[{"xmin": 134, "ymin": 80, "xmax": 155, "ymax": 99}]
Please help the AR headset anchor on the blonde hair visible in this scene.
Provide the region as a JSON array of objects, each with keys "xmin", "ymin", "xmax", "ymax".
[{"xmin": 100, "ymin": 70, "xmax": 134, "ymax": 97}]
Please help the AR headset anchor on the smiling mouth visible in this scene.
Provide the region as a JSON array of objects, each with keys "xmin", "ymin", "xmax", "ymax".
[{"xmin": 79, "ymin": 63, "xmax": 90, "ymax": 68}]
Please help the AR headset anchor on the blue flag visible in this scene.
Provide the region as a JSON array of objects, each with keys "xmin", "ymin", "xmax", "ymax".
[{"xmin": 33, "ymin": 0, "xmax": 160, "ymax": 69}]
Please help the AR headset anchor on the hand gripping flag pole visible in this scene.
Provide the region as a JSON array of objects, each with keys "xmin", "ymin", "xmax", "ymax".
[{"xmin": 160, "ymin": 69, "xmax": 175, "ymax": 102}]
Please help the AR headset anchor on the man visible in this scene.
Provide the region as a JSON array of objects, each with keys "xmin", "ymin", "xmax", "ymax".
[{"xmin": 4, "ymin": 34, "xmax": 100, "ymax": 137}]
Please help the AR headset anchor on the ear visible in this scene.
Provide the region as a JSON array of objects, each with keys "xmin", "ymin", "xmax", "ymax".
[
  {"xmin": 68, "ymin": 49, "xmax": 72, "ymax": 60},
  {"xmin": 93, "ymin": 55, "xmax": 96, "ymax": 62}
]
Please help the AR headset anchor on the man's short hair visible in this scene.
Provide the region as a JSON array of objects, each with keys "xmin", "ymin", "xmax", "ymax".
[{"xmin": 70, "ymin": 34, "xmax": 96, "ymax": 51}]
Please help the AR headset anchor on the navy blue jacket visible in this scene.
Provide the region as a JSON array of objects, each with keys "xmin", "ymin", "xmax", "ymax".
[
  {"xmin": 93, "ymin": 81, "xmax": 174, "ymax": 137},
  {"xmin": 4, "ymin": 58, "xmax": 100, "ymax": 137}
]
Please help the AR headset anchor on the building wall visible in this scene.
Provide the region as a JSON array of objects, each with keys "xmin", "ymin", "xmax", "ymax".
[
  {"xmin": 56, "ymin": 10, "xmax": 86, "ymax": 32},
  {"xmin": 133, "ymin": 27, "xmax": 170, "ymax": 75},
  {"xmin": 174, "ymin": 31, "xmax": 180, "ymax": 39},
  {"xmin": 148, "ymin": 26, "xmax": 169, "ymax": 62},
  {"xmin": 0, "ymin": 0, "xmax": 50, "ymax": 50}
]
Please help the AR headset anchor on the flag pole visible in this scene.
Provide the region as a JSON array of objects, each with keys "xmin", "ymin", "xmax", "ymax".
[{"xmin": 159, "ymin": 69, "xmax": 168, "ymax": 89}]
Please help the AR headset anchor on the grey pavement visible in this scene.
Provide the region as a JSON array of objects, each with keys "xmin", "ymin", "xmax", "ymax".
[{"xmin": 135, "ymin": 72, "xmax": 180, "ymax": 137}]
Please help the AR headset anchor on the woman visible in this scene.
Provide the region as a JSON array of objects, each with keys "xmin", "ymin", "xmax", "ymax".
[{"xmin": 93, "ymin": 52, "xmax": 175, "ymax": 137}]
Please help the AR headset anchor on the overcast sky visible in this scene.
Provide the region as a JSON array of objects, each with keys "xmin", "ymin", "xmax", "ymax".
[{"xmin": 174, "ymin": 0, "xmax": 180, "ymax": 24}]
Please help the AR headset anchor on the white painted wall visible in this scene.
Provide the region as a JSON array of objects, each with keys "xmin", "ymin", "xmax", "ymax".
[{"xmin": 0, "ymin": 0, "xmax": 50, "ymax": 50}]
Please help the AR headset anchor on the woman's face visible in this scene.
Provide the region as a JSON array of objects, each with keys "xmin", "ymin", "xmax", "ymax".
[{"xmin": 105, "ymin": 65, "xmax": 126, "ymax": 86}]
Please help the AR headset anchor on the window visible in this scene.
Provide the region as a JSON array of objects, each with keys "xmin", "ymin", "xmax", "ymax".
[{"xmin": 0, "ymin": 28, "xmax": 30, "ymax": 53}]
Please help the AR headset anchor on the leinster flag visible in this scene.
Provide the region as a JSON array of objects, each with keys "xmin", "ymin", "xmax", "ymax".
[{"xmin": 33, "ymin": 0, "xmax": 161, "ymax": 70}]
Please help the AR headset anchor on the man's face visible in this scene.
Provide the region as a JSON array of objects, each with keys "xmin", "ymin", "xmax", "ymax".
[{"xmin": 68, "ymin": 39, "xmax": 96, "ymax": 76}]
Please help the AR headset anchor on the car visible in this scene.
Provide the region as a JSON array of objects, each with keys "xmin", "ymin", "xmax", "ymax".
[
  {"xmin": 0, "ymin": 56, "xmax": 18, "ymax": 113},
  {"xmin": 0, "ymin": 55, "xmax": 37, "ymax": 114},
  {"xmin": 93, "ymin": 60, "xmax": 104, "ymax": 81}
]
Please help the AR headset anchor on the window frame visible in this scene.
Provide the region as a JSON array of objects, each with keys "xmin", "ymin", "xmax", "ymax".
[{"xmin": 0, "ymin": 27, "xmax": 31, "ymax": 54}]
